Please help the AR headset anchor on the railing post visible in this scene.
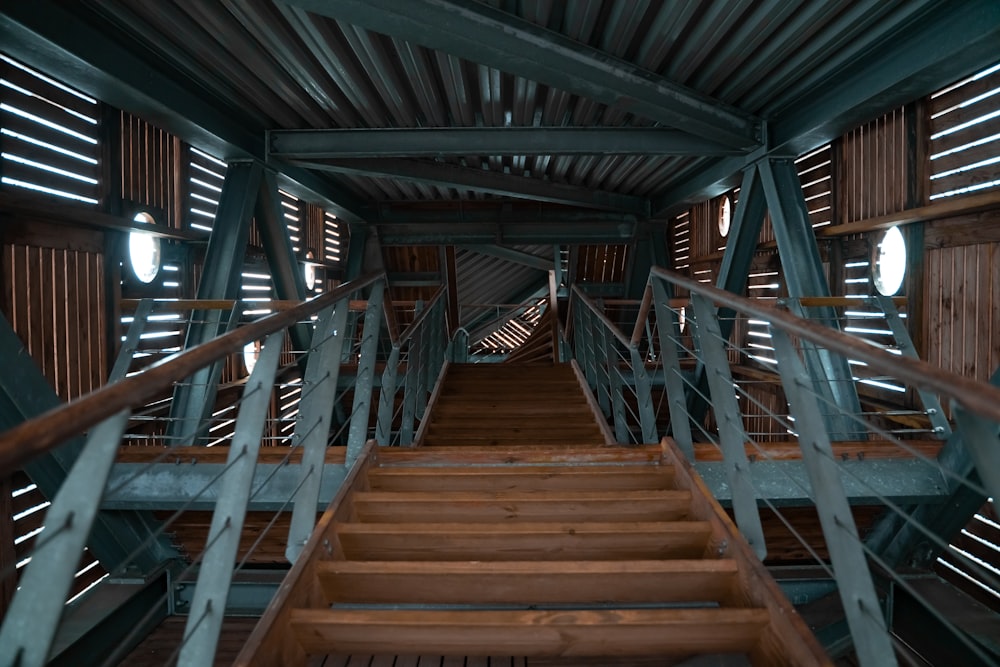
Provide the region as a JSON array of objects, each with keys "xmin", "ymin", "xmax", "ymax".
[
  {"xmin": 178, "ymin": 330, "xmax": 284, "ymax": 667},
  {"xmin": 375, "ymin": 344, "xmax": 401, "ymax": 445},
  {"xmin": 286, "ymin": 300, "xmax": 350, "ymax": 563},
  {"xmin": 771, "ymin": 327, "xmax": 897, "ymax": 666},
  {"xmin": 347, "ymin": 281, "xmax": 385, "ymax": 462},
  {"xmin": 604, "ymin": 325, "xmax": 630, "ymax": 443},
  {"xmin": 651, "ymin": 279, "xmax": 694, "ymax": 460},
  {"xmin": 629, "ymin": 344, "xmax": 658, "ymax": 444},
  {"xmin": 0, "ymin": 300, "xmax": 153, "ymax": 667},
  {"xmin": 400, "ymin": 327, "xmax": 420, "ymax": 445},
  {"xmin": 688, "ymin": 294, "xmax": 766, "ymax": 559}
]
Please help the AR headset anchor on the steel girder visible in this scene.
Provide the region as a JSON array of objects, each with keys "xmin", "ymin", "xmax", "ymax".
[
  {"xmin": 281, "ymin": 0, "xmax": 762, "ymax": 150},
  {"xmin": 290, "ymin": 158, "xmax": 650, "ymax": 215},
  {"xmin": 268, "ymin": 127, "xmax": 743, "ymax": 159}
]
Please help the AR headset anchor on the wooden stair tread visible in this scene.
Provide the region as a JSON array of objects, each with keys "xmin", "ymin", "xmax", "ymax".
[
  {"xmin": 366, "ymin": 466, "xmax": 674, "ymax": 491},
  {"xmin": 289, "ymin": 608, "xmax": 771, "ymax": 656},
  {"xmin": 351, "ymin": 489, "xmax": 693, "ymax": 522},
  {"xmin": 317, "ymin": 559, "xmax": 739, "ymax": 604},
  {"xmin": 335, "ymin": 521, "xmax": 712, "ymax": 561},
  {"xmin": 376, "ymin": 445, "xmax": 661, "ymax": 465}
]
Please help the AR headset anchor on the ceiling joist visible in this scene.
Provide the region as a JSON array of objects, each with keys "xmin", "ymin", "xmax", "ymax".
[
  {"xmin": 268, "ymin": 127, "xmax": 742, "ymax": 159},
  {"xmin": 281, "ymin": 0, "xmax": 762, "ymax": 150}
]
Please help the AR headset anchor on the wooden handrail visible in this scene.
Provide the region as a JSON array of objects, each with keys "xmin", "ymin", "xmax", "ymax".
[
  {"xmin": 650, "ymin": 266, "xmax": 1000, "ymax": 425},
  {"xmin": 630, "ymin": 284, "xmax": 653, "ymax": 347},
  {"xmin": 0, "ymin": 273, "xmax": 385, "ymax": 472}
]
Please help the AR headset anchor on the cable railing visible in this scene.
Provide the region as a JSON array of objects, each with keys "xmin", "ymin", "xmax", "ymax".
[
  {"xmin": 0, "ymin": 272, "xmax": 453, "ymax": 667},
  {"xmin": 569, "ymin": 266, "xmax": 1000, "ymax": 667}
]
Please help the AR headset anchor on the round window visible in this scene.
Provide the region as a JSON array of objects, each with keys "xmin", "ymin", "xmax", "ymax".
[
  {"xmin": 718, "ymin": 195, "xmax": 732, "ymax": 238},
  {"xmin": 243, "ymin": 340, "xmax": 261, "ymax": 374},
  {"xmin": 128, "ymin": 212, "xmax": 161, "ymax": 284},
  {"xmin": 873, "ymin": 226, "xmax": 906, "ymax": 296},
  {"xmin": 303, "ymin": 251, "xmax": 317, "ymax": 291}
]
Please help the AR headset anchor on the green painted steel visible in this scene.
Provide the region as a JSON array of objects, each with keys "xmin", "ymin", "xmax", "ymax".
[
  {"xmin": 178, "ymin": 330, "xmax": 284, "ymax": 667},
  {"xmin": 347, "ymin": 281, "xmax": 385, "ymax": 461}
]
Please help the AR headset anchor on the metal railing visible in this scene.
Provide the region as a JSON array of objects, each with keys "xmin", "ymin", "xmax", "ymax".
[
  {"xmin": 570, "ymin": 266, "xmax": 1000, "ymax": 667},
  {"xmin": 0, "ymin": 273, "xmax": 452, "ymax": 667}
]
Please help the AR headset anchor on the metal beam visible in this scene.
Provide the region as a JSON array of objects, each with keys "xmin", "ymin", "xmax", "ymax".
[
  {"xmin": 102, "ymin": 463, "xmax": 349, "ymax": 512},
  {"xmin": 269, "ymin": 127, "xmax": 742, "ymax": 159},
  {"xmin": 466, "ymin": 245, "xmax": 552, "ymax": 271},
  {"xmin": 282, "ymin": 0, "xmax": 761, "ymax": 149},
  {"xmin": 649, "ymin": 0, "xmax": 1000, "ymax": 218},
  {"xmin": 293, "ymin": 158, "xmax": 649, "ymax": 215},
  {"xmin": 366, "ymin": 205, "xmax": 638, "ymax": 227},
  {"xmin": 168, "ymin": 162, "xmax": 261, "ymax": 445},
  {"xmin": 0, "ymin": 0, "xmax": 367, "ymax": 222},
  {"xmin": 377, "ymin": 221, "xmax": 636, "ymax": 246}
]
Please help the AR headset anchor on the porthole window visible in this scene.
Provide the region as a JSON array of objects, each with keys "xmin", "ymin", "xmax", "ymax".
[
  {"xmin": 128, "ymin": 212, "xmax": 161, "ymax": 284},
  {"xmin": 243, "ymin": 340, "xmax": 261, "ymax": 374},
  {"xmin": 303, "ymin": 251, "xmax": 317, "ymax": 291},
  {"xmin": 718, "ymin": 195, "xmax": 732, "ymax": 238},
  {"xmin": 873, "ymin": 226, "xmax": 906, "ymax": 296}
]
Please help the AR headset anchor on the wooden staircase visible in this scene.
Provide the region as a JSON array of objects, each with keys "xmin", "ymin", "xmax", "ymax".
[
  {"xmin": 421, "ymin": 363, "xmax": 611, "ymax": 446},
  {"xmin": 236, "ymin": 365, "xmax": 830, "ymax": 667}
]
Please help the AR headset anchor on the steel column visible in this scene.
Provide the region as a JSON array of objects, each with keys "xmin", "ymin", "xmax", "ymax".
[
  {"xmin": 375, "ymin": 345, "xmax": 401, "ymax": 445},
  {"xmin": 771, "ymin": 327, "xmax": 897, "ymax": 667},
  {"xmin": 688, "ymin": 293, "xmax": 766, "ymax": 559},
  {"xmin": 286, "ymin": 301, "xmax": 351, "ymax": 563},
  {"xmin": 629, "ymin": 344, "xmax": 658, "ymax": 444},
  {"xmin": 169, "ymin": 161, "xmax": 262, "ymax": 444},
  {"xmin": 951, "ymin": 405, "xmax": 1000, "ymax": 514},
  {"xmin": 346, "ymin": 281, "xmax": 385, "ymax": 461},
  {"xmin": 651, "ymin": 279, "xmax": 695, "ymax": 460},
  {"xmin": 759, "ymin": 158, "xmax": 862, "ymax": 439},
  {"xmin": 604, "ymin": 325, "xmax": 629, "ymax": 444},
  {"xmin": 0, "ymin": 302, "xmax": 152, "ymax": 667},
  {"xmin": 178, "ymin": 330, "xmax": 283, "ymax": 666}
]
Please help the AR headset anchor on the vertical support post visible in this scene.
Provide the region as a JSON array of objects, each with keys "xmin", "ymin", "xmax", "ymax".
[
  {"xmin": 400, "ymin": 322, "xmax": 421, "ymax": 446},
  {"xmin": 347, "ymin": 281, "xmax": 385, "ymax": 461},
  {"xmin": 876, "ymin": 295, "xmax": 950, "ymax": 438},
  {"xmin": 759, "ymin": 158, "xmax": 862, "ymax": 439},
  {"xmin": 286, "ymin": 300, "xmax": 350, "ymax": 563},
  {"xmin": 651, "ymin": 279, "xmax": 694, "ymax": 459},
  {"xmin": 413, "ymin": 302, "xmax": 430, "ymax": 419},
  {"xmin": 178, "ymin": 330, "xmax": 284, "ymax": 667},
  {"xmin": 376, "ymin": 344, "xmax": 401, "ymax": 445},
  {"xmin": 688, "ymin": 294, "xmax": 766, "ymax": 559},
  {"xmin": 604, "ymin": 326, "xmax": 630, "ymax": 443},
  {"xmin": 630, "ymin": 343, "xmax": 658, "ymax": 444},
  {"xmin": 548, "ymin": 270, "xmax": 560, "ymax": 363},
  {"xmin": 771, "ymin": 328, "xmax": 897, "ymax": 666},
  {"xmin": 0, "ymin": 301, "xmax": 153, "ymax": 667},
  {"xmin": 169, "ymin": 161, "xmax": 263, "ymax": 444}
]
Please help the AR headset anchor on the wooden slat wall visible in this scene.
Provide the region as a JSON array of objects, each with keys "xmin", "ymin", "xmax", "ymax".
[
  {"xmin": 575, "ymin": 245, "xmax": 629, "ymax": 284},
  {"xmin": 2, "ymin": 238, "xmax": 106, "ymax": 401},
  {"xmin": 840, "ymin": 107, "xmax": 909, "ymax": 223},
  {"xmin": 923, "ymin": 242, "xmax": 1000, "ymax": 382},
  {"xmin": 119, "ymin": 111, "xmax": 181, "ymax": 228}
]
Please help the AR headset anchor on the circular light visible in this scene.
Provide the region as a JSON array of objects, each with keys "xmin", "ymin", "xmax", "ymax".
[
  {"xmin": 243, "ymin": 341, "xmax": 261, "ymax": 374},
  {"xmin": 128, "ymin": 212, "xmax": 160, "ymax": 284},
  {"xmin": 303, "ymin": 251, "xmax": 317, "ymax": 290},
  {"xmin": 873, "ymin": 226, "xmax": 906, "ymax": 296},
  {"xmin": 718, "ymin": 195, "xmax": 732, "ymax": 238}
]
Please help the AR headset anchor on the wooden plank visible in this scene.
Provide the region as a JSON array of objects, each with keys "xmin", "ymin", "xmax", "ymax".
[
  {"xmin": 334, "ymin": 521, "xmax": 711, "ymax": 561},
  {"xmin": 290, "ymin": 608, "xmax": 770, "ymax": 657},
  {"xmin": 659, "ymin": 438, "xmax": 832, "ymax": 666},
  {"xmin": 232, "ymin": 441, "xmax": 378, "ymax": 667},
  {"xmin": 376, "ymin": 445, "xmax": 660, "ymax": 465},
  {"xmin": 317, "ymin": 559, "xmax": 738, "ymax": 604},
  {"xmin": 366, "ymin": 466, "xmax": 675, "ymax": 492},
  {"xmin": 350, "ymin": 489, "xmax": 692, "ymax": 523}
]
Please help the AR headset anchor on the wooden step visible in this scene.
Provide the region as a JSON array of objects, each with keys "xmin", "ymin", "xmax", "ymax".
[
  {"xmin": 334, "ymin": 521, "xmax": 712, "ymax": 561},
  {"xmin": 376, "ymin": 445, "xmax": 661, "ymax": 466},
  {"xmin": 350, "ymin": 489, "xmax": 693, "ymax": 523},
  {"xmin": 317, "ymin": 559, "xmax": 738, "ymax": 604},
  {"xmin": 421, "ymin": 435, "xmax": 606, "ymax": 447},
  {"xmin": 290, "ymin": 608, "xmax": 771, "ymax": 657},
  {"xmin": 366, "ymin": 465, "xmax": 674, "ymax": 492}
]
